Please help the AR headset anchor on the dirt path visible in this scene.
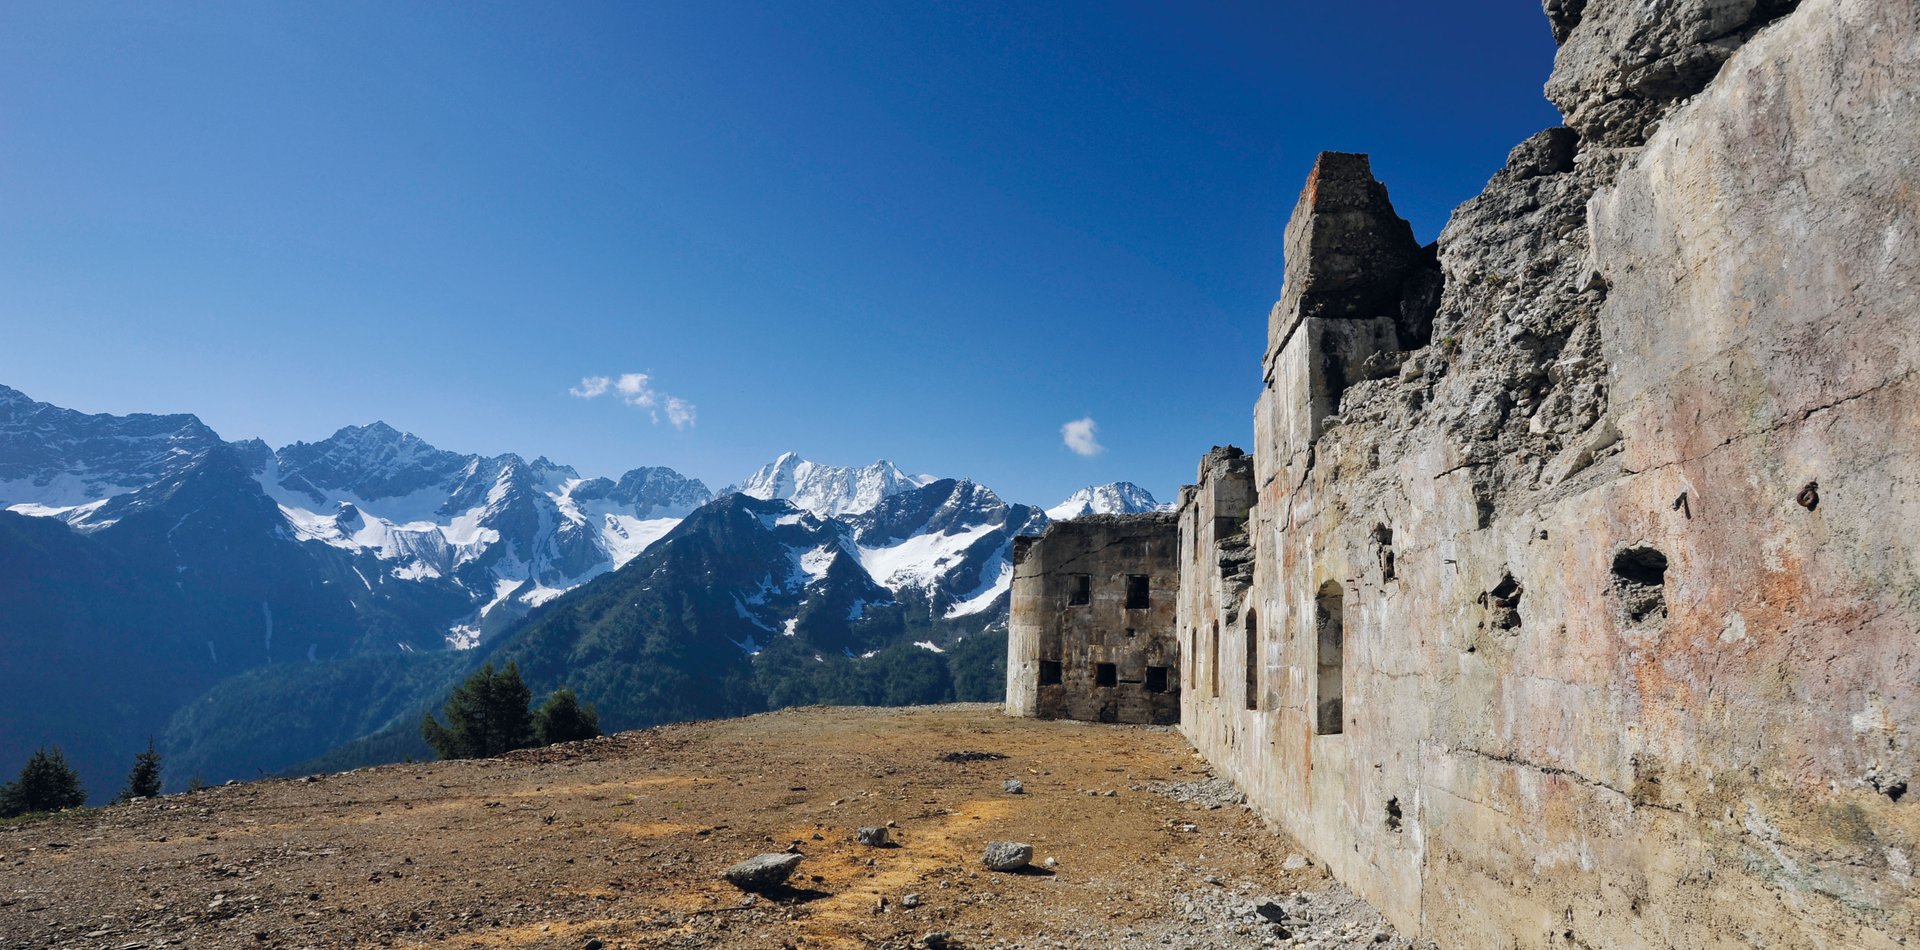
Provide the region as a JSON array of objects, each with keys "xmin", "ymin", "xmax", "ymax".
[{"xmin": 1, "ymin": 705, "xmax": 1415, "ymax": 949}]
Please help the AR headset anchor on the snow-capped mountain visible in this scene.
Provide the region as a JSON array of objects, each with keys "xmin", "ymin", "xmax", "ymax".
[
  {"xmin": 843, "ymin": 478, "xmax": 1047, "ymax": 619},
  {"xmin": 660, "ymin": 493, "xmax": 898, "ymax": 656},
  {"xmin": 1045, "ymin": 482, "xmax": 1168, "ymax": 520},
  {"xmin": 736, "ymin": 452, "xmax": 934, "ymax": 518},
  {"xmin": 0, "ymin": 389, "xmax": 713, "ymax": 650},
  {"xmin": 2, "ymin": 387, "xmax": 1153, "ymax": 656},
  {"xmin": 479, "ymin": 483, "xmax": 1034, "ymax": 716},
  {"xmin": 0, "ymin": 383, "xmax": 224, "ymax": 511},
  {"xmin": 272, "ymin": 421, "xmax": 472, "ymax": 503},
  {"xmin": 729, "ymin": 455, "xmax": 1044, "ymax": 621},
  {"xmin": 2, "ymin": 383, "xmax": 1169, "ymax": 794},
  {"xmin": 255, "ymin": 425, "xmax": 713, "ymax": 646}
]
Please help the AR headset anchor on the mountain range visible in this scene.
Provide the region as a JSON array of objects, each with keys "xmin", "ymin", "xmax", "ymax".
[{"xmin": 0, "ymin": 383, "xmax": 1163, "ymax": 797}]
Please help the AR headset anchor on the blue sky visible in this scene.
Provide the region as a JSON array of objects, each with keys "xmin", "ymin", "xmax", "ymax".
[{"xmin": 0, "ymin": 1, "xmax": 1562, "ymax": 505}]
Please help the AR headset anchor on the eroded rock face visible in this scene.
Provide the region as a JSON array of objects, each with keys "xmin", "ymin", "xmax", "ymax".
[
  {"xmin": 1545, "ymin": 0, "xmax": 1801, "ymax": 145},
  {"xmin": 1177, "ymin": 0, "xmax": 1918, "ymax": 946}
]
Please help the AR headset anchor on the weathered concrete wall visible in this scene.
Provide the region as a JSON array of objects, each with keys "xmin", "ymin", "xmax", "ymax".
[
  {"xmin": 1007, "ymin": 513, "xmax": 1181, "ymax": 724},
  {"xmin": 1177, "ymin": 0, "xmax": 1919, "ymax": 946},
  {"xmin": 1175, "ymin": 447, "xmax": 1255, "ymax": 714}
]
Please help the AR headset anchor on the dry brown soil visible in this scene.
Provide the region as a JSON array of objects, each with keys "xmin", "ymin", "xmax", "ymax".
[{"xmin": 0, "ymin": 705, "xmax": 1376, "ymax": 949}]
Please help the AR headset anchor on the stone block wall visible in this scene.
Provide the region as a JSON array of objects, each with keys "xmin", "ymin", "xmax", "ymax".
[
  {"xmin": 1175, "ymin": 1, "xmax": 1919, "ymax": 946},
  {"xmin": 1006, "ymin": 514, "xmax": 1181, "ymax": 725}
]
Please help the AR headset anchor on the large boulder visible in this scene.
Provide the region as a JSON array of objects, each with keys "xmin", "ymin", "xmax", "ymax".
[
  {"xmin": 722, "ymin": 853, "xmax": 803, "ymax": 891},
  {"xmin": 981, "ymin": 841, "xmax": 1033, "ymax": 872}
]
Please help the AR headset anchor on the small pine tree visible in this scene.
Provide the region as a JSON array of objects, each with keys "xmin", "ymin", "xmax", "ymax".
[
  {"xmin": 533, "ymin": 688, "xmax": 601, "ymax": 745},
  {"xmin": 1, "ymin": 747, "xmax": 86, "ymax": 817},
  {"xmin": 421, "ymin": 662, "xmax": 537, "ymax": 759},
  {"xmin": 119, "ymin": 739, "xmax": 163, "ymax": 802}
]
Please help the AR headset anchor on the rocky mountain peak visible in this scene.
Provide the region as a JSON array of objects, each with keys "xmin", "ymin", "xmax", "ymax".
[
  {"xmin": 0, "ymin": 385, "xmax": 225, "ymax": 508},
  {"xmin": 601, "ymin": 466, "xmax": 712, "ymax": 517},
  {"xmin": 275, "ymin": 423, "xmax": 473, "ymax": 502},
  {"xmin": 1046, "ymin": 482, "xmax": 1165, "ymax": 521},
  {"xmin": 737, "ymin": 453, "xmax": 936, "ymax": 518}
]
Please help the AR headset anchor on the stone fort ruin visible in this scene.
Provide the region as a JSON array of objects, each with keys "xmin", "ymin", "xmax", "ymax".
[
  {"xmin": 1008, "ymin": 0, "xmax": 1919, "ymax": 945},
  {"xmin": 1006, "ymin": 513, "xmax": 1181, "ymax": 725}
]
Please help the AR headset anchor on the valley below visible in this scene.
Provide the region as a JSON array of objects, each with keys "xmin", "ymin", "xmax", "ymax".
[{"xmin": 0, "ymin": 705, "xmax": 1414, "ymax": 949}]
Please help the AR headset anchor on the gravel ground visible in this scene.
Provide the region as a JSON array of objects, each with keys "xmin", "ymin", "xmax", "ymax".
[{"xmin": 0, "ymin": 704, "xmax": 1423, "ymax": 949}]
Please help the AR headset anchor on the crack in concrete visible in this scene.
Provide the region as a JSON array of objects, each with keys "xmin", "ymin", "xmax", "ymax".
[
  {"xmin": 1622, "ymin": 369, "xmax": 1917, "ymax": 479},
  {"xmin": 1446, "ymin": 746, "xmax": 1684, "ymax": 815}
]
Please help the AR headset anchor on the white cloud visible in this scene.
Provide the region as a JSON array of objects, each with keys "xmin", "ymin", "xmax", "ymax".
[
  {"xmin": 664, "ymin": 397, "xmax": 696, "ymax": 430},
  {"xmin": 569, "ymin": 375, "xmax": 611, "ymax": 399},
  {"xmin": 570, "ymin": 372, "xmax": 697, "ymax": 429},
  {"xmin": 613, "ymin": 373, "xmax": 656, "ymax": 409},
  {"xmin": 1061, "ymin": 416, "xmax": 1103, "ymax": 457}
]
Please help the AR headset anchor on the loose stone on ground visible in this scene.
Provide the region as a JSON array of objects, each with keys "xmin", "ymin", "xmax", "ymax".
[
  {"xmin": 981, "ymin": 841, "xmax": 1034, "ymax": 872},
  {"xmin": 721, "ymin": 852, "xmax": 803, "ymax": 891}
]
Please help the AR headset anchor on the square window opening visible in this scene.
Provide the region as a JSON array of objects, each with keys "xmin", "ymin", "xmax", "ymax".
[
  {"xmin": 1039, "ymin": 660, "xmax": 1063, "ymax": 686},
  {"xmin": 1068, "ymin": 574, "xmax": 1091, "ymax": 606},
  {"xmin": 1126, "ymin": 574, "xmax": 1150, "ymax": 609},
  {"xmin": 1095, "ymin": 663, "xmax": 1118, "ymax": 688},
  {"xmin": 1145, "ymin": 666, "xmax": 1170, "ymax": 693}
]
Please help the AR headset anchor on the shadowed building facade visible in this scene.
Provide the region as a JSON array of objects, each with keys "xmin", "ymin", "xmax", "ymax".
[{"xmin": 1004, "ymin": 513, "xmax": 1180, "ymax": 725}]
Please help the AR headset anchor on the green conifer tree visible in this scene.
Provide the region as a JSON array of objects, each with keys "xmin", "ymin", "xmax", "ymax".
[
  {"xmin": 421, "ymin": 662, "xmax": 536, "ymax": 759},
  {"xmin": 1, "ymin": 747, "xmax": 86, "ymax": 817},
  {"xmin": 533, "ymin": 687, "xmax": 601, "ymax": 745},
  {"xmin": 119, "ymin": 739, "xmax": 164, "ymax": 802}
]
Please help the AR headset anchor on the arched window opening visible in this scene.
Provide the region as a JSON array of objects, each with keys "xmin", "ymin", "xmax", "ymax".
[
  {"xmin": 1315, "ymin": 582, "xmax": 1345, "ymax": 735},
  {"xmin": 1244, "ymin": 609, "xmax": 1260, "ymax": 711},
  {"xmin": 1210, "ymin": 621, "xmax": 1221, "ymax": 698}
]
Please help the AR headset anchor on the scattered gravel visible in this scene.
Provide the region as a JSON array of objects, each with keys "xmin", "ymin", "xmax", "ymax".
[
  {"xmin": 1150, "ymin": 776, "xmax": 1248, "ymax": 810},
  {"xmin": 942, "ymin": 873, "xmax": 1433, "ymax": 950}
]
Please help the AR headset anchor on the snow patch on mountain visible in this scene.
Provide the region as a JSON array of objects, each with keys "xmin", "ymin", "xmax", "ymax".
[
  {"xmin": 590, "ymin": 514, "xmax": 682, "ymax": 567},
  {"xmin": 789, "ymin": 543, "xmax": 842, "ymax": 589},
  {"xmin": 733, "ymin": 595, "xmax": 780, "ymax": 635},
  {"xmin": 1, "ymin": 475, "xmax": 139, "ymax": 511},
  {"xmin": 554, "ymin": 476, "xmax": 691, "ymax": 569},
  {"xmin": 856, "ymin": 522, "xmax": 1000, "ymax": 590},
  {"xmin": 445, "ymin": 623, "xmax": 483, "ymax": 650},
  {"xmin": 944, "ymin": 548, "xmax": 1013, "ymax": 619}
]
